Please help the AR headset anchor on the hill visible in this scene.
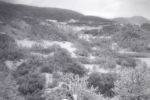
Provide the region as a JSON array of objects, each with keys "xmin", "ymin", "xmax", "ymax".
[
  {"xmin": 1, "ymin": 1, "xmax": 150, "ymax": 100},
  {"xmin": 114, "ymin": 16, "xmax": 150, "ymax": 25},
  {"xmin": 0, "ymin": 1, "xmax": 83, "ymax": 22},
  {"xmin": 0, "ymin": 1, "xmax": 113, "ymax": 25}
]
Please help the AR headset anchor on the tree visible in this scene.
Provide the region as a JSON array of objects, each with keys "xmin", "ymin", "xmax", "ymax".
[{"xmin": 114, "ymin": 64, "xmax": 150, "ymax": 100}]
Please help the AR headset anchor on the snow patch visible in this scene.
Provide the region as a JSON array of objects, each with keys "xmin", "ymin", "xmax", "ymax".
[
  {"xmin": 83, "ymin": 64, "xmax": 110, "ymax": 74},
  {"xmin": 83, "ymin": 64, "xmax": 121, "ymax": 74},
  {"xmin": 138, "ymin": 58, "xmax": 150, "ymax": 67},
  {"xmin": 16, "ymin": 39, "xmax": 37, "ymax": 48},
  {"xmin": 78, "ymin": 34, "xmax": 92, "ymax": 41},
  {"xmin": 5, "ymin": 60, "xmax": 24, "ymax": 70},
  {"xmin": 46, "ymin": 19, "xmax": 58, "ymax": 23},
  {"xmin": 16, "ymin": 39, "xmax": 77, "ymax": 58},
  {"xmin": 118, "ymin": 49, "xmax": 137, "ymax": 54},
  {"xmin": 42, "ymin": 73, "xmax": 53, "ymax": 88},
  {"xmin": 99, "ymin": 36, "xmax": 111, "ymax": 39},
  {"xmin": 89, "ymin": 54, "xmax": 96, "ymax": 60},
  {"xmin": 31, "ymin": 52, "xmax": 54, "ymax": 58},
  {"xmin": 42, "ymin": 40, "xmax": 77, "ymax": 57},
  {"xmin": 68, "ymin": 19, "xmax": 78, "ymax": 23}
]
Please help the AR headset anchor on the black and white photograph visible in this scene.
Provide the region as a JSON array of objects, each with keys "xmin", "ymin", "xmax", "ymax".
[{"xmin": 0, "ymin": 0, "xmax": 150, "ymax": 100}]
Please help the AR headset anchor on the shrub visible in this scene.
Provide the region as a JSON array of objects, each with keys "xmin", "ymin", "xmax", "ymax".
[
  {"xmin": 97, "ymin": 57, "xmax": 117, "ymax": 69},
  {"xmin": 88, "ymin": 72, "xmax": 116, "ymax": 97},
  {"xmin": 0, "ymin": 33, "xmax": 26, "ymax": 61},
  {"xmin": 116, "ymin": 57, "xmax": 137, "ymax": 68},
  {"xmin": 0, "ymin": 34, "xmax": 18, "ymax": 60},
  {"xmin": 0, "ymin": 75, "xmax": 25, "ymax": 100},
  {"xmin": 113, "ymin": 24, "xmax": 150, "ymax": 52},
  {"xmin": 17, "ymin": 74, "xmax": 44, "ymax": 99},
  {"xmin": 114, "ymin": 64, "xmax": 150, "ymax": 100},
  {"xmin": 44, "ymin": 73, "xmax": 105, "ymax": 100},
  {"xmin": 47, "ymin": 47, "xmax": 87, "ymax": 76},
  {"xmin": 0, "ymin": 61, "xmax": 8, "ymax": 72},
  {"xmin": 141, "ymin": 23, "xmax": 150, "ymax": 31},
  {"xmin": 31, "ymin": 24, "xmax": 68, "ymax": 41},
  {"xmin": 40, "ymin": 66, "xmax": 54, "ymax": 73},
  {"xmin": 30, "ymin": 44, "xmax": 54, "ymax": 54},
  {"xmin": 13, "ymin": 63, "xmax": 33, "ymax": 78}
]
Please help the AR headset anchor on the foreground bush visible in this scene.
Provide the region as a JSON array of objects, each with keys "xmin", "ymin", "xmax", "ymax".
[
  {"xmin": 44, "ymin": 73, "xmax": 105, "ymax": 100},
  {"xmin": 114, "ymin": 64, "xmax": 150, "ymax": 100},
  {"xmin": 0, "ymin": 75, "xmax": 25, "ymax": 100},
  {"xmin": 0, "ymin": 33, "xmax": 26, "ymax": 61},
  {"xmin": 46, "ymin": 47, "xmax": 87, "ymax": 76},
  {"xmin": 116, "ymin": 57, "xmax": 137, "ymax": 68},
  {"xmin": 88, "ymin": 72, "xmax": 116, "ymax": 97}
]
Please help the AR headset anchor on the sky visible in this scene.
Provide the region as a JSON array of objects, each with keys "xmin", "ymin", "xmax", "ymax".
[{"xmin": 1, "ymin": 0, "xmax": 150, "ymax": 19}]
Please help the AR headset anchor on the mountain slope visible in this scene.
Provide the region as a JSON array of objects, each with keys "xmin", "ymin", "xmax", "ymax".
[
  {"xmin": 0, "ymin": 1, "xmax": 83, "ymax": 22},
  {"xmin": 114, "ymin": 16, "xmax": 150, "ymax": 25},
  {"xmin": 0, "ymin": 1, "xmax": 113, "ymax": 25}
]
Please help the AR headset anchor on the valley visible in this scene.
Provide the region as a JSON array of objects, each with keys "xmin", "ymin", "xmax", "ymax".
[{"xmin": 0, "ymin": 1, "xmax": 150, "ymax": 100}]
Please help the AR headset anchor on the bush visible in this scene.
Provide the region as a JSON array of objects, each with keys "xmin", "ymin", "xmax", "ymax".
[
  {"xmin": 13, "ymin": 63, "xmax": 33, "ymax": 78},
  {"xmin": 30, "ymin": 44, "xmax": 54, "ymax": 54},
  {"xmin": 97, "ymin": 57, "xmax": 117, "ymax": 69},
  {"xmin": 88, "ymin": 72, "xmax": 116, "ymax": 97},
  {"xmin": 0, "ymin": 61, "xmax": 8, "ymax": 72},
  {"xmin": 40, "ymin": 66, "xmax": 54, "ymax": 73},
  {"xmin": 26, "ymin": 94, "xmax": 45, "ymax": 100},
  {"xmin": 31, "ymin": 24, "xmax": 68, "ymax": 41},
  {"xmin": 116, "ymin": 57, "xmax": 137, "ymax": 68},
  {"xmin": 113, "ymin": 24, "xmax": 150, "ymax": 52},
  {"xmin": 114, "ymin": 64, "xmax": 150, "ymax": 100},
  {"xmin": 75, "ymin": 49, "xmax": 89, "ymax": 57},
  {"xmin": 102, "ymin": 24, "xmax": 121, "ymax": 35},
  {"xmin": 0, "ymin": 33, "xmax": 26, "ymax": 61},
  {"xmin": 141, "ymin": 23, "xmax": 150, "ymax": 31},
  {"xmin": 17, "ymin": 74, "xmax": 44, "ymax": 99},
  {"xmin": 0, "ymin": 34, "xmax": 19, "ymax": 60},
  {"xmin": 0, "ymin": 75, "xmax": 25, "ymax": 100},
  {"xmin": 47, "ymin": 47, "xmax": 87, "ymax": 76},
  {"xmin": 44, "ymin": 73, "xmax": 105, "ymax": 100}
]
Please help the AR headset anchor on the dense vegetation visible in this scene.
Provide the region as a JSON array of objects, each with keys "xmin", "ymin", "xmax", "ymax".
[{"xmin": 1, "ymin": 1, "xmax": 150, "ymax": 100}]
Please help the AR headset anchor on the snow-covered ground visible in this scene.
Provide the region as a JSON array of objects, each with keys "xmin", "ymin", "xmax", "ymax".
[
  {"xmin": 83, "ymin": 64, "xmax": 109, "ymax": 73},
  {"xmin": 73, "ymin": 26, "xmax": 102, "ymax": 31},
  {"xmin": 83, "ymin": 64, "xmax": 118, "ymax": 74},
  {"xmin": 116, "ymin": 45, "xmax": 150, "ymax": 67},
  {"xmin": 99, "ymin": 36, "xmax": 111, "ymax": 39},
  {"xmin": 118, "ymin": 49, "xmax": 137, "ymax": 54},
  {"xmin": 41, "ymin": 73, "xmax": 53, "ymax": 88},
  {"xmin": 83, "ymin": 63, "xmax": 122, "ymax": 74},
  {"xmin": 78, "ymin": 34, "xmax": 92, "ymax": 41},
  {"xmin": 46, "ymin": 19, "xmax": 58, "ymax": 23},
  {"xmin": 31, "ymin": 52, "xmax": 54, "ymax": 58},
  {"xmin": 5, "ymin": 60, "xmax": 24, "ymax": 70},
  {"xmin": 16, "ymin": 39, "xmax": 77, "ymax": 58},
  {"xmin": 89, "ymin": 54, "xmax": 96, "ymax": 60},
  {"xmin": 16, "ymin": 39, "xmax": 37, "ymax": 48},
  {"xmin": 137, "ymin": 58, "xmax": 150, "ymax": 67},
  {"xmin": 42, "ymin": 40, "xmax": 77, "ymax": 57}
]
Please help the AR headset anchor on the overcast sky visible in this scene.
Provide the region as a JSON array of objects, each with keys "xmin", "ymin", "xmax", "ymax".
[{"xmin": 1, "ymin": 0, "xmax": 150, "ymax": 19}]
